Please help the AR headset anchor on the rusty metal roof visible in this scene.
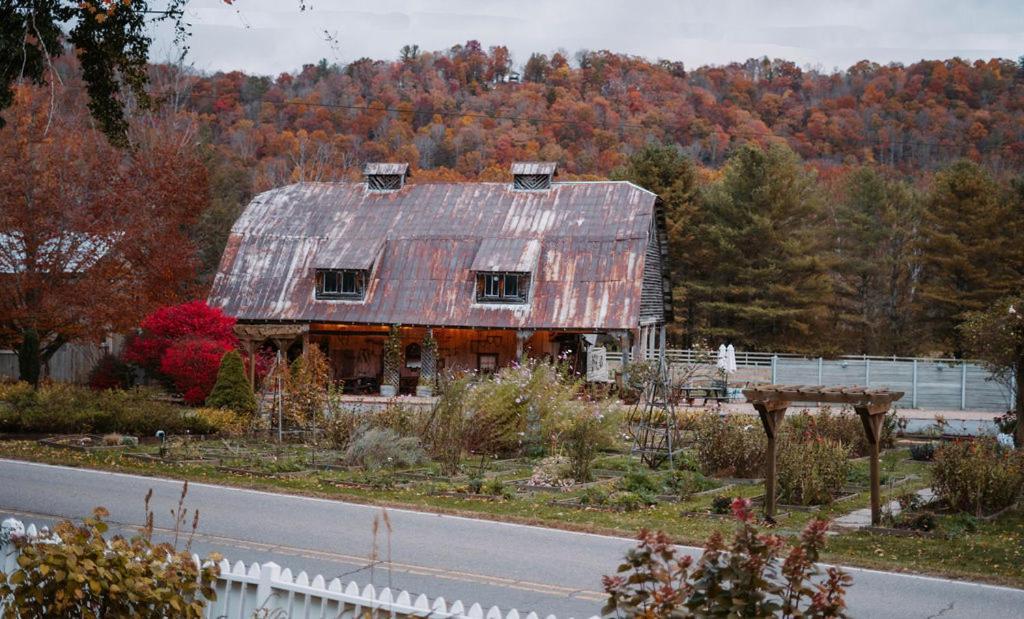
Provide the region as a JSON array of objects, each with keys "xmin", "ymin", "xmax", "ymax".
[
  {"xmin": 363, "ymin": 162, "xmax": 409, "ymax": 176},
  {"xmin": 470, "ymin": 238, "xmax": 541, "ymax": 273},
  {"xmin": 208, "ymin": 181, "xmax": 657, "ymax": 330},
  {"xmin": 313, "ymin": 237, "xmax": 383, "ymax": 270},
  {"xmin": 511, "ymin": 161, "xmax": 557, "ymax": 176}
]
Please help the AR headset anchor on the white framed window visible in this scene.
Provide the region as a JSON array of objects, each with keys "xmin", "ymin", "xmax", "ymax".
[
  {"xmin": 476, "ymin": 272, "xmax": 528, "ymax": 303},
  {"xmin": 316, "ymin": 269, "xmax": 366, "ymax": 300}
]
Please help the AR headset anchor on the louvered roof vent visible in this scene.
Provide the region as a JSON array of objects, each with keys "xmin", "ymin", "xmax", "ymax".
[
  {"xmin": 364, "ymin": 162, "xmax": 410, "ymax": 192},
  {"xmin": 511, "ymin": 161, "xmax": 557, "ymax": 190}
]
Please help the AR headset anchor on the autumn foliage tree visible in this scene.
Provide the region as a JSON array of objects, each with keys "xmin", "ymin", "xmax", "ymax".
[
  {"xmin": 0, "ymin": 85, "xmax": 207, "ymax": 385},
  {"xmin": 124, "ymin": 301, "xmax": 237, "ymax": 404}
]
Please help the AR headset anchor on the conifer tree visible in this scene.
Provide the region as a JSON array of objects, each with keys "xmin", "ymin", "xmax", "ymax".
[
  {"xmin": 614, "ymin": 144, "xmax": 703, "ymax": 344},
  {"xmin": 918, "ymin": 160, "xmax": 1019, "ymax": 354},
  {"xmin": 206, "ymin": 350, "xmax": 258, "ymax": 415},
  {"xmin": 830, "ymin": 167, "xmax": 921, "ymax": 354},
  {"xmin": 691, "ymin": 143, "xmax": 832, "ymax": 352}
]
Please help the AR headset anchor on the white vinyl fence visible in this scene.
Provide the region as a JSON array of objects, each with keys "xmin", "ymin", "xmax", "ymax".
[
  {"xmin": 1, "ymin": 517, "xmax": 593, "ymax": 619},
  {"xmin": 607, "ymin": 349, "xmax": 1015, "ymax": 412}
]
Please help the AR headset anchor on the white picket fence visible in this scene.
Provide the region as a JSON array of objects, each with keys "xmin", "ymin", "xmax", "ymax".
[{"xmin": 1, "ymin": 517, "xmax": 594, "ymax": 619}]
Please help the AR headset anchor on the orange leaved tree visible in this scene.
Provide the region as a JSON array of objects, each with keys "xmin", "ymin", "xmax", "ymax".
[{"xmin": 0, "ymin": 85, "xmax": 207, "ymax": 385}]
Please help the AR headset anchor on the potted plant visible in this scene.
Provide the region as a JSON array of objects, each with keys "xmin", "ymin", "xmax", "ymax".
[
  {"xmin": 416, "ymin": 328, "xmax": 437, "ymax": 397},
  {"xmin": 381, "ymin": 325, "xmax": 402, "ymax": 397}
]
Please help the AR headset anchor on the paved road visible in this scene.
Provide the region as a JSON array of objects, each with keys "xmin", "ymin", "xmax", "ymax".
[{"xmin": 1, "ymin": 459, "xmax": 1021, "ymax": 618}]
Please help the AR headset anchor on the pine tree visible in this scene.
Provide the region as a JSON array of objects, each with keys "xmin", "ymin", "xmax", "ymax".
[
  {"xmin": 918, "ymin": 160, "xmax": 1019, "ymax": 354},
  {"xmin": 830, "ymin": 167, "xmax": 922, "ymax": 354},
  {"xmin": 206, "ymin": 350, "xmax": 257, "ymax": 415},
  {"xmin": 613, "ymin": 144, "xmax": 703, "ymax": 344},
  {"xmin": 691, "ymin": 143, "xmax": 832, "ymax": 352}
]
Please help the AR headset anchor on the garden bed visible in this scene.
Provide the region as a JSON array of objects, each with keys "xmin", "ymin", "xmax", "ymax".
[
  {"xmin": 122, "ymin": 452, "xmax": 220, "ymax": 466},
  {"xmin": 38, "ymin": 434, "xmax": 136, "ymax": 452}
]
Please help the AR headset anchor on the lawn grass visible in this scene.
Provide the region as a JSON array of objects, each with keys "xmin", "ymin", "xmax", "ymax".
[{"xmin": 1, "ymin": 438, "xmax": 1021, "ymax": 588}]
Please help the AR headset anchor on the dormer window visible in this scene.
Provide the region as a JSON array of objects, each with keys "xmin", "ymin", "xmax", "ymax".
[
  {"xmin": 511, "ymin": 161, "xmax": 557, "ymax": 190},
  {"xmin": 477, "ymin": 272, "xmax": 529, "ymax": 304},
  {"xmin": 316, "ymin": 269, "xmax": 366, "ymax": 300},
  {"xmin": 364, "ymin": 162, "xmax": 410, "ymax": 192}
]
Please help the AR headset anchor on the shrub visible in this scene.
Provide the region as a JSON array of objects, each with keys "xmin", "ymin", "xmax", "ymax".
[
  {"xmin": 123, "ymin": 300, "xmax": 237, "ymax": 373},
  {"xmin": 548, "ymin": 400, "xmax": 618, "ymax": 482},
  {"xmin": 87, "ymin": 353, "xmax": 134, "ymax": 390},
  {"xmin": 777, "ymin": 437, "xmax": 851, "ymax": 506},
  {"xmin": 365, "ymin": 402, "xmax": 424, "ymax": 437},
  {"xmin": 322, "ymin": 409, "xmax": 361, "ymax": 449},
  {"xmin": 205, "ymin": 350, "xmax": 257, "ymax": 415},
  {"xmin": 123, "ymin": 301, "xmax": 238, "ymax": 405},
  {"xmin": 482, "ymin": 477, "xmax": 514, "ymax": 499},
  {"xmin": 160, "ymin": 337, "xmax": 231, "ymax": 405},
  {"xmin": 909, "ymin": 442, "xmax": 938, "ymax": 461},
  {"xmin": 610, "ymin": 491, "xmax": 652, "ymax": 511},
  {"xmin": 787, "ymin": 407, "xmax": 894, "ymax": 457},
  {"xmin": 602, "ymin": 501, "xmax": 851, "ymax": 618},
  {"xmin": 0, "ymin": 383, "xmax": 217, "ymax": 436},
  {"xmin": 424, "ymin": 373, "xmax": 470, "ymax": 476},
  {"xmin": 0, "ymin": 491, "xmax": 219, "ymax": 617},
  {"xmin": 692, "ymin": 413, "xmax": 766, "ymax": 478},
  {"xmin": 579, "ymin": 486, "xmax": 610, "ymax": 506},
  {"xmin": 285, "ymin": 347, "xmax": 334, "ymax": 428},
  {"xmin": 466, "ymin": 360, "xmax": 579, "ymax": 457},
  {"xmin": 192, "ymin": 407, "xmax": 249, "ymax": 436},
  {"xmin": 619, "ymin": 468, "xmax": 661, "ymax": 496},
  {"xmin": 344, "ymin": 428, "xmax": 426, "ymax": 470},
  {"xmin": 931, "ymin": 438, "xmax": 1024, "ymax": 516},
  {"xmin": 665, "ymin": 469, "xmax": 718, "ymax": 499}
]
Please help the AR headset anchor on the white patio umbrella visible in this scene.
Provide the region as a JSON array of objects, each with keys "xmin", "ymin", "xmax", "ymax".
[
  {"xmin": 726, "ymin": 344, "xmax": 738, "ymax": 373},
  {"xmin": 717, "ymin": 344, "xmax": 729, "ymax": 372}
]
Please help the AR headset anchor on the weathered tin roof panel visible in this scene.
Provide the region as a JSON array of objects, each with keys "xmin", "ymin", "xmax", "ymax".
[
  {"xmin": 511, "ymin": 161, "xmax": 557, "ymax": 176},
  {"xmin": 313, "ymin": 237, "xmax": 383, "ymax": 271},
  {"xmin": 208, "ymin": 181, "xmax": 658, "ymax": 330},
  {"xmin": 470, "ymin": 238, "xmax": 541, "ymax": 273},
  {"xmin": 363, "ymin": 162, "xmax": 409, "ymax": 176}
]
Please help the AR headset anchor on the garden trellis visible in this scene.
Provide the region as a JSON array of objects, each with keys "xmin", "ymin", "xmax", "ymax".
[{"xmin": 743, "ymin": 385, "xmax": 904, "ymax": 525}]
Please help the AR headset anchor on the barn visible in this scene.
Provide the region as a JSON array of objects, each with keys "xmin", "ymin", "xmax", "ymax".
[{"xmin": 208, "ymin": 162, "xmax": 670, "ymax": 395}]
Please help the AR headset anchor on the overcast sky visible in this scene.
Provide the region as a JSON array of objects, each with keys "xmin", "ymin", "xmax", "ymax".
[{"xmin": 149, "ymin": 0, "xmax": 1023, "ymax": 76}]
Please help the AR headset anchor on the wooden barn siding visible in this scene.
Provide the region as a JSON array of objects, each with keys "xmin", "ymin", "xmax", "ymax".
[{"xmin": 639, "ymin": 220, "xmax": 665, "ymax": 323}]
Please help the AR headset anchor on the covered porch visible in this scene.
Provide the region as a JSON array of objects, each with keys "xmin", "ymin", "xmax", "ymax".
[{"xmin": 234, "ymin": 322, "xmax": 661, "ymax": 395}]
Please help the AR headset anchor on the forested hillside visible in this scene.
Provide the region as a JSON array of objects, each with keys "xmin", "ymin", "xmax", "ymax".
[{"xmin": 7, "ymin": 42, "xmax": 1023, "ymax": 357}]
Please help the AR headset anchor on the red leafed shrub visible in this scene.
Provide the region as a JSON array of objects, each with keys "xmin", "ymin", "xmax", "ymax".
[
  {"xmin": 88, "ymin": 354, "xmax": 134, "ymax": 391},
  {"xmin": 603, "ymin": 499, "xmax": 851, "ymax": 618},
  {"xmin": 124, "ymin": 301, "xmax": 237, "ymax": 373},
  {"xmin": 159, "ymin": 338, "xmax": 232, "ymax": 405}
]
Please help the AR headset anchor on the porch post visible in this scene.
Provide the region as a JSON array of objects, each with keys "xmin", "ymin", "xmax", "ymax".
[
  {"xmin": 244, "ymin": 339, "xmax": 256, "ymax": 387},
  {"xmin": 616, "ymin": 330, "xmax": 632, "ymax": 384},
  {"xmin": 753, "ymin": 400, "xmax": 788, "ymax": 520},
  {"xmin": 516, "ymin": 330, "xmax": 533, "ymax": 362},
  {"xmin": 855, "ymin": 403, "xmax": 889, "ymax": 526}
]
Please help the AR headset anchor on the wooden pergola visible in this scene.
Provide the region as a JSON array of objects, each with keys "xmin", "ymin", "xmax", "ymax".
[
  {"xmin": 742, "ymin": 385, "xmax": 904, "ymax": 525},
  {"xmin": 234, "ymin": 324, "xmax": 310, "ymax": 386}
]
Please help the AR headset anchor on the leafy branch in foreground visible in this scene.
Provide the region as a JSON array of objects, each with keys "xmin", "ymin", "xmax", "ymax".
[
  {"xmin": 602, "ymin": 498, "xmax": 851, "ymax": 618},
  {"xmin": 0, "ymin": 482, "xmax": 219, "ymax": 617}
]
